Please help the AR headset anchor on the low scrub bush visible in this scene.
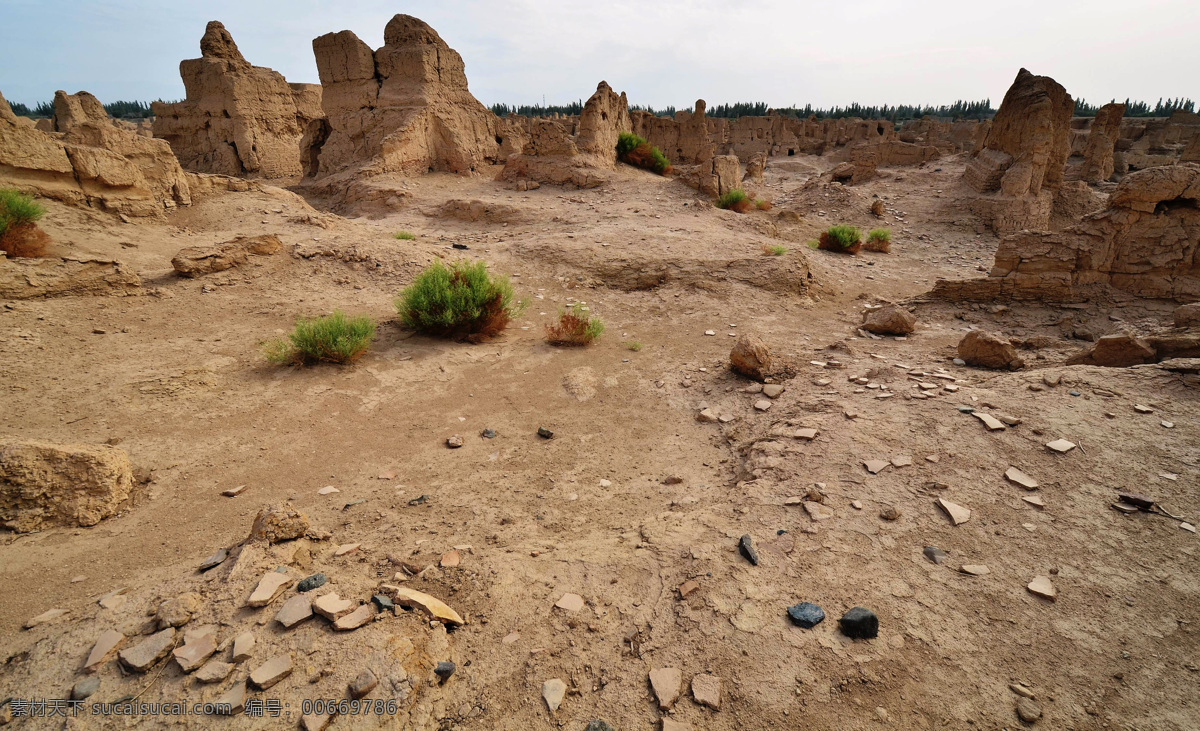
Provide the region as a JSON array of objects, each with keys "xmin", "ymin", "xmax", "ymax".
[
  {"xmin": 755, "ymin": 199, "xmax": 772, "ymax": 211},
  {"xmin": 870, "ymin": 199, "xmax": 885, "ymax": 217},
  {"xmin": 393, "ymin": 231, "xmax": 416, "ymax": 240},
  {"xmin": 762, "ymin": 244, "xmax": 788, "ymax": 256},
  {"xmin": 396, "ymin": 260, "xmax": 525, "ymax": 341},
  {"xmin": 624, "ymin": 340, "xmax": 642, "ymax": 352},
  {"xmin": 0, "ymin": 189, "xmax": 48, "ymax": 257},
  {"xmin": 616, "ymin": 132, "xmax": 671, "ymax": 175},
  {"xmin": 265, "ymin": 310, "xmax": 376, "ymax": 366},
  {"xmin": 817, "ymin": 224, "xmax": 862, "ymax": 254},
  {"xmin": 716, "ymin": 188, "xmax": 752, "ymax": 213},
  {"xmin": 864, "ymin": 228, "xmax": 892, "ymax": 253},
  {"xmin": 545, "ymin": 304, "xmax": 604, "ymax": 346}
]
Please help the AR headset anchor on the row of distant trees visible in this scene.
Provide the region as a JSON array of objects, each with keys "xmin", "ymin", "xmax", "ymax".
[
  {"xmin": 11, "ymin": 96, "xmax": 1195, "ymax": 122},
  {"xmin": 8, "ymin": 99, "xmax": 161, "ymax": 119}
]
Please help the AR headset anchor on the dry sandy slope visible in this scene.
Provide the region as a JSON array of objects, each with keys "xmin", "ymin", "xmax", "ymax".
[{"xmin": 0, "ymin": 156, "xmax": 1197, "ymax": 729}]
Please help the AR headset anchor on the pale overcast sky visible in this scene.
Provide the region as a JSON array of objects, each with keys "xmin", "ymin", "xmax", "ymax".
[{"xmin": 1, "ymin": 0, "xmax": 1197, "ymax": 110}]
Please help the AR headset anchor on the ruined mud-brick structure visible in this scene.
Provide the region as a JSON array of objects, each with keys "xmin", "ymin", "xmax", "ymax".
[
  {"xmin": 152, "ymin": 22, "xmax": 323, "ymax": 178},
  {"xmin": 934, "ymin": 163, "xmax": 1200, "ymax": 302},
  {"xmin": 308, "ymin": 15, "xmax": 501, "ymax": 180},
  {"xmin": 0, "ymin": 89, "xmax": 190, "ymax": 216},
  {"xmin": 962, "ymin": 68, "xmax": 1075, "ymax": 234},
  {"xmin": 1077, "ymin": 103, "xmax": 1126, "ymax": 183},
  {"xmin": 499, "ymin": 81, "xmax": 632, "ymax": 188}
]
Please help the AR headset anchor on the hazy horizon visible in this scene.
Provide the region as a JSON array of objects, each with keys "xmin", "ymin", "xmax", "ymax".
[{"xmin": 1, "ymin": 0, "xmax": 1197, "ymax": 112}]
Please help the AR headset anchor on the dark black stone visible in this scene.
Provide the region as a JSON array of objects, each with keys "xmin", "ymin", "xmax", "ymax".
[
  {"xmin": 297, "ymin": 573, "xmax": 327, "ymax": 592},
  {"xmin": 585, "ymin": 722, "xmax": 615, "ymax": 731},
  {"xmin": 787, "ymin": 602, "xmax": 825, "ymax": 629},
  {"xmin": 434, "ymin": 661, "xmax": 456, "ymax": 682},
  {"xmin": 738, "ymin": 534, "xmax": 759, "ymax": 566},
  {"xmin": 371, "ymin": 594, "xmax": 394, "ymax": 612},
  {"xmin": 482, "ymin": 428, "xmax": 497, "ymax": 439},
  {"xmin": 537, "ymin": 427, "xmax": 554, "ymax": 439},
  {"xmin": 451, "ymin": 243, "xmax": 469, "ymax": 250},
  {"xmin": 199, "ymin": 547, "xmax": 228, "ymax": 572},
  {"xmin": 408, "ymin": 495, "xmax": 428, "ymax": 506},
  {"xmin": 923, "ymin": 546, "xmax": 948, "ymax": 565},
  {"xmin": 839, "ymin": 607, "xmax": 879, "ymax": 639}
]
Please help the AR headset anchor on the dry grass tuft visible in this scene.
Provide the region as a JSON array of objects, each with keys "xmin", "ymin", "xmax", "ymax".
[{"xmin": 545, "ymin": 304, "xmax": 605, "ymax": 346}]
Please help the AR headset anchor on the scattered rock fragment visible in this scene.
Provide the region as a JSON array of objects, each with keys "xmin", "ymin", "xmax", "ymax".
[
  {"xmin": 794, "ymin": 428, "xmax": 818, "ymax": 440},
  {"xmin": 199, "ymin": 547, "xmax": 229, "ymax": 572},
  {"xmin": 730, "ymin": 334, "xmax": 774, "ymax": 381},
  {"xmin": 1027, "ymin": 576, "xmax": 1057, "ymax": 601},
  {"xmin": 371, "ymin": 594, "xmax": 395, "ymax": 612},
  {"xmin": 447, "ymin": 435, "xmax": 464, "ymax": 448},
  {"xmin": 649, "ymin": 667, "xmax": 682, "ymax": 710},
  {"xmin": 738, "ymin": 534, "xmax": 760, "ymax": 565},
  {"xmin": 753, "ymin": 399, "xmax": 773, "ymax": 411},
  {"xmin": 312, "ymin": 593, "xmax": 355, "ymax": 621},
  {"xmin": 334, "ymin": 543, "xmax": 360, "ymax": 556},
  {"xmin": 787, "ymin": 602, "xmax": 826, "ymax": 628},
  {"xmin": 1023, "ymin": 495, "xmax": 1046, "ymax": 508},
  {"xmin": 216, "ymin": 681, "xmax": 246, "ymax": 715},
  {"xmin": 84, "ymin": 629, "xmax": 125, "ymax": 672},
  {"xmin": 697, "ymin": 408, "xmax": 719, "ymax": 423},
  {"xmin": 1010, "ymin": 683, "xmax": 1036, "ymax": 699},
  {"xmin": 1066, "ymin": 333, "xmax": 1155, "ymax": 367},
  {"xmin": 71, "ymin": 676, "xmax": 100, "ymax": 701},
  {"xmin": 974, "ymin": 412, "xmax": 1007, "ymax": 431},
  {"xmin": 1045, "ymin": 439, "xmax": 1076, "ymax": 454},
  {"xmin": 763, "ymin": 384, "xmax": 785, "ymax": 398},
  {"xmin": 332, "ymin": 604, "xmax": 374, "ymax": 631},
  {"xmin": 434, "ymin": 661, "xmax": 456, "ymax": 683},
  {"xmin": 923, "ymin": 546, "xmax": 948, "ymax": 564},
  {"xmin": 23, "ymin": 607, "xmax": 69, "ymax": 629},
  {"xmin": 838, "ymin": 607, "xmax": 879, "ymax": 639},
  {"xmin": 958, "ymin": 331, "xmax": 1025, "ymax": 370},
  {"xmin": 863, "ymin": 459, "xmax": 890, "ymax": 474},
  {"xmin": 317, "ymin": 486, "xmax": 340, "ymax": 495},
  {"xmin": 804, "ymin": 501, "xmax": 835, "ymax": 521},
  {"xmin": 349, "ymin": 668, "xmax": 378, "ymax": 698},
  {"xmin": 691, "ymin": 673, "xmax": 722, "ymax": 710},
  {"xmin": 248, "ymin": 504, "xmax": 309, "ymax": 543},
  {"xmin": 222, "ymin": 484, "xmax": 248, "ymax": 497},
  {"xmin": 386, "ymin": 586, "xmax": 465, "ymax": 625},
  {"xmin": 537, "ymin": 427, "xmax": 554, "ymax": 439},
  {"xmin": 1016, "ymin": 697, "xmax": 1043, "ymax": 723},
  {"xmin": 555, "ymin": 593, "xmax": 586, "ymax": 612},
  {"xmin": 542, "ymin": 678, "xmax": 567, "ymax": 712},
  {"xmin": 662, "ymin": 720, "xmax": 692, "ymax": 731},
  {"xmin": 249, "ymin": 653, "xmax": 293, "ymax": 689},
  {"xmin": 678, "ymin": 580, "xmax": 700, "ymax": 599},
  {"xmin": 247, "ymin": 571, "xmax": 293, "ymax": 607},
  {"xmin": 173, "ymin": 632, "xmax": 218, "ymax": 672},
  {"xmin": 297, "ymin": 573, "xmax": 327, "ymax": 592},
  {"xmin": 879, "ymin": 505, "xmax": 901, "ymax": 521},
  {"xmin": 274, "ymin": 594, "xmax": 313, "ymax": 629},
  {"xmin": 440, "ymin": 550, "xmax": 460, "ymax": 568},
  {"xmin": 862, "ymin": 305, "xmax": 917, "ymax": 336},
  {"xmin": 157, "ymin": 592, "xmax": 202, "ymax": 628},
  {"xmin": 118, "ymin": 628, "xmax": 175, "ymax": 672},
  {"xmin": 960, "ymin": 564, "xmax": 991, "ymax": 576},
  {"xmin": 195, "ymin": 659, "xmax": 235, "ymax": 683},
  {"xmin": 937, "ymin": 498, "xmax": 972, "ymax": 525},
  {"xmin": 1005, "ymin": 467, "xmax": 1039, "ymax": 490}
]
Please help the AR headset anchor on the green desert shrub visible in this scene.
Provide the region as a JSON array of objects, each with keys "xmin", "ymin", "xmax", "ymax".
[
  {"xmin": 716, "ymin": 188, "xmax": 751, "ymax": 212},
  {"xmin": 624, "ymin": 340, "xmax": 642, "ymax": 352},
  {"xmin": 818, "ymin": 224, "xmax": 862, "ymax": 253},
  {"xmin": 265, "ymin": 310, "xmax": 376, "ymax": 366},
  {"xmin": 755, "ymin": 199, "xmax": 772, "ymax": 211},
  {"xmin": 864, "ymin": 228, "xmax": 892, "ymax": 252},
  {"xmin": 616, "ymin": 132, "xmax": 672, "ymax": 175},
  {"xmin": 762, "ymin": 244, "xmax": 788, "ymax": 256},
  {"xmin": 396, "ymin": 260, "xmax": 525, "ymax": 341},
  {"xmin": 393, "ymin": 231, "xmax": 416, "ymax": 240},
  {"xmin": 0, "ymin": 189, "xmax": 45, "ymax": 237}
]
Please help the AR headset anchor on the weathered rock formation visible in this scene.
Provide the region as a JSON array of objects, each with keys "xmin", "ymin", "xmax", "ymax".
[
  {"xmin": 152, "ymin": 22, "xmax": 323, "ymax": 179},
  {"xmin": 0, "ymin": 90, "xmax": 191, "ymax": 216},
  {"xmin": 958, "ymin": 331, "xmax": 1025, "ymax": 370},
  {"xmin": 1079, "ymin": 103, "xmax": 1125, "ymax": 183},
  {"xmin": 933, "ymin": 163, "xmax": 1200, "ymax": 302},
  {"xmin": 172, "ymin": 234, "xmax": 283, "ymax": 277},
  {"xmin": 962, "ymin": 69, "xmax": 1074, "ymax": 234},
  {"xmin": 499, "ymin": 81, "xmax": 632, "ymax": 188},
  {"xmin": 0, "ymin": 254, "xmax": 141, "ymax": 299},
  {"xmin": 0, "ymin": 439, "xmax": 134, "ymax": 532},
  {"xmin": 1116, "ymin": 111, "xmax": 1200, "ymax": 173},
  {"xmin": 309, "ymin": 15, "xmax": 500, "ymax": 180}
]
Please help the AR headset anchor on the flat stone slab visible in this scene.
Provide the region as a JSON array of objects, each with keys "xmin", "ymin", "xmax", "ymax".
[
  {"xmin": 555, "ymin": 593, "xmax": 585, "ymax": 611},
  {"xmin": 650, "ymin": 667, "xmax": 682, "ymax": 710},
  {"xmin": 803, "ymin": 501, "xmax": 835, "ymax": 521},
  {"xmin": 232, "ymin": 632, "xmax": 255, "ymax": 662},
  {"xmin": 1023, "ymin": 495, "xmax": 1046, "ymax": 508},
  {"xmin": 691, "ymin": 673, "xmax": 721, "ymax": 710},
  {"xmin": 194, "ymin": 660, "xmax": 235, "ymax": 683},
  {"xmin": 1046, "ymin": 439, "xmax": 1076, "ymax": 453},
  {"xmin": 312, "ymin": 593, "xmax": 356, "ymax": 621},
  {"xmin": 275, "ymin": 595, "xmax": 313, "ymax": 629},
  {"xmin": 173, "ymin": 633, "xmax": 217, "ymax": 673},
  {"xmin": 84, "ymin": 629, "xmax": 125, "ymax": 672},
  {"xmin": 215, "ymin": 681, "xmax": 246, "ymax": 715},
  {"xmin": 863, "ymin": 459, "xmax": 890, "ymax": 474},
  {"xmin": 960, "ymin": 564, "xmax": 990, "ymax": 576},
  {"xmin": 1005, "ymin": 467, "xmax": 1039, "ymax": 490},
  {"xmin": 249, "ymin": 653, "xmax": 292, "ymax": 689},
  {"xmin": 974, "ymin": 412, "xmax": 1006, "ymax": 431},
  {"xmin": 332, "ymin": 604, "xmax": 374, "ymax": 631},
  {"xmin": 937, "ymin": 498, "xmax": 971, "ymax": 525},
  {"xmin": 23, "ymin": 608, "xmax": 68, "ymax": 629},
  {"xmin": 1027, "ymin": 576, "xmax": 1057, "ymax": 601},
  {"xmin": 753, "ymin": 399, "xmax": 772, "ymax": 411},
  {"xmin": 119, "ymin": 628, "xmax": 175, "ymax": 672},
  {"xmin": 246, "ymin": 572, "xmax": 293, "ymax": 607},
  {"xmin": 385, "ymin": 586, "xmax": 465, "ymax": 625},
  {"xmin": 891, "ymin": 455, "xmax": 913, "ymax": 467},
  {"xmin": 794, "ymin": 428, "xmax": 818, "ymax": 440},
  {"xmin": 543, "ymin": 678, "xmax": 567, "ymax": 712}
]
